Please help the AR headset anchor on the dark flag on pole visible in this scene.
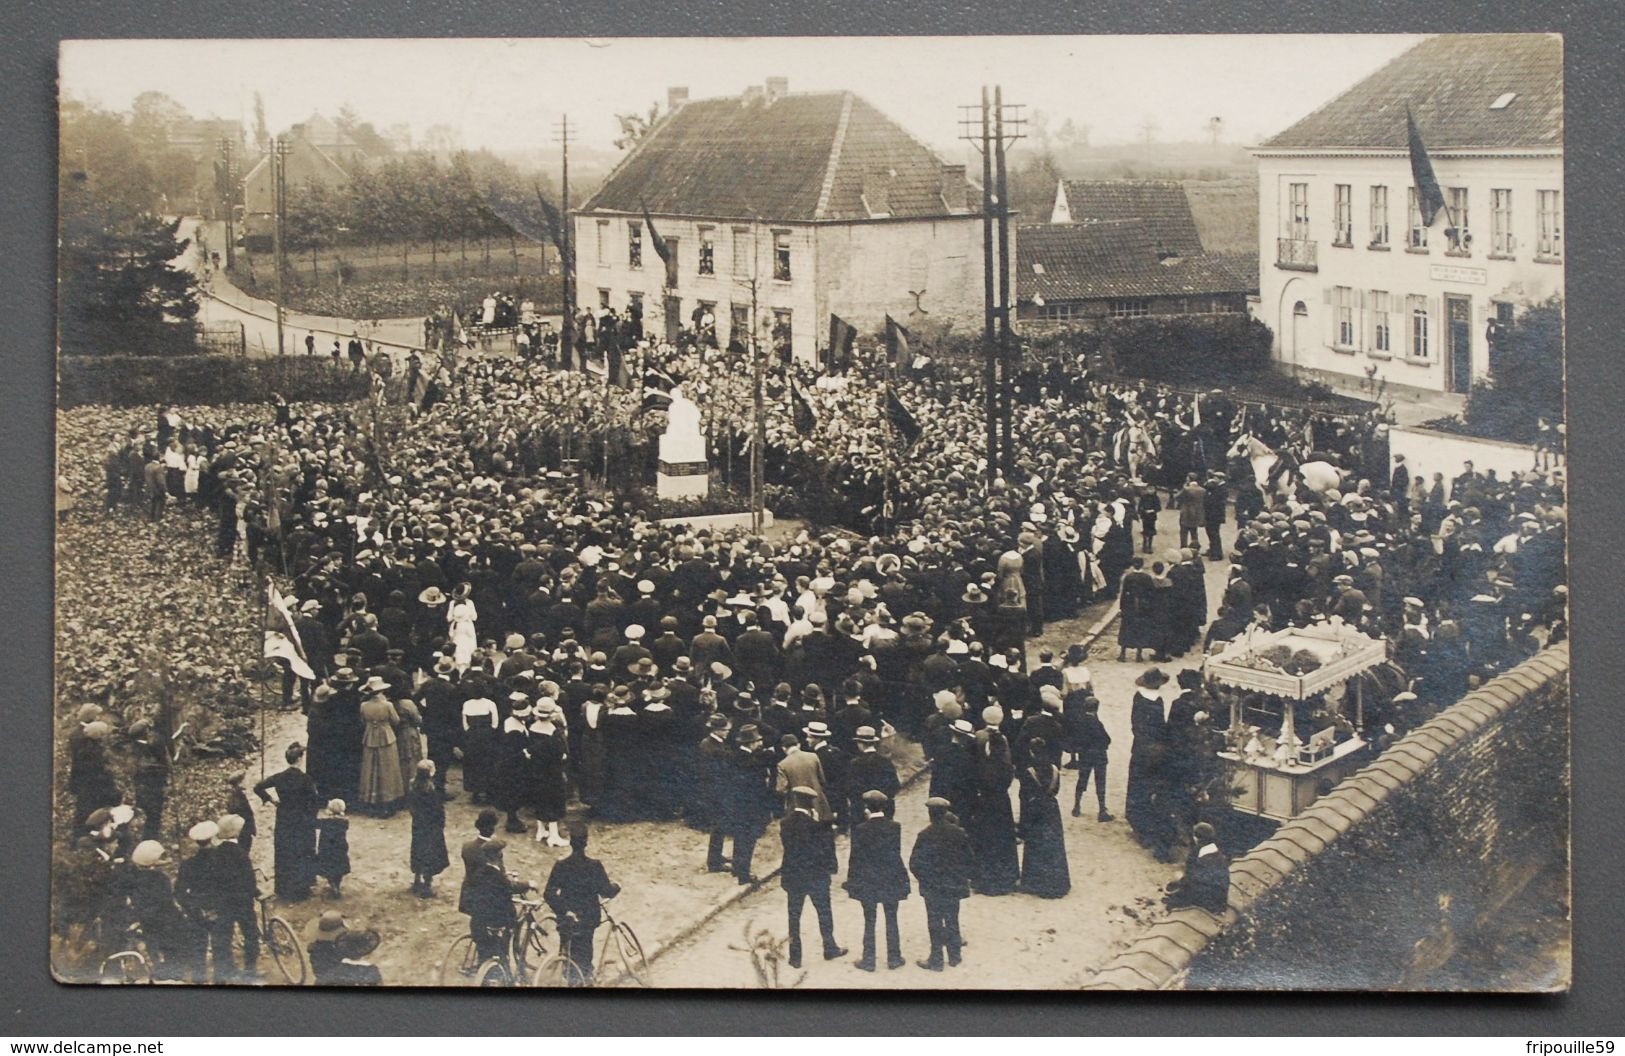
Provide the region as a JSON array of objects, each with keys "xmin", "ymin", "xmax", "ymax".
[
  {"xmin": 884, "ymin": 389, "xmax": 922, "ymax": 446},
  {"xmin": 641, "ymin": 200, "xmax": 672, "ymax": 263},
  {"xmin": 790, "ymin": 380, "xmax": 817, "ymax": 437},
  {"xmin": 535, "ymin": 189, "xmax": 572, "ymax": 269},
  {"xmin": 1406, "ymin": 107, "xmax": 1448, "ymax": 228},
  {"xmin": 827, "ymin": 314, "xmax": 857, "ymax": 373},
  {"xmin": 884, "ymin": 314, "xmax": 913, "ymax": 370},
  {"xmin": 640, "ymin": 362, "xmax": 676, "ymax": 414}
]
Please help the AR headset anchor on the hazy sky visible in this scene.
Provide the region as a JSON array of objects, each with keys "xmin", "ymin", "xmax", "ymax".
[{"xmin": 60, "ymin": 35, "xmax": 1421, "ymax": 156}]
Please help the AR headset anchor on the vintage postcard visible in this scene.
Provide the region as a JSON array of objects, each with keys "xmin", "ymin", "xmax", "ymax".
[{"xmin": 53, "ymin": 34, "xmax": 1568, "ymax": 991}]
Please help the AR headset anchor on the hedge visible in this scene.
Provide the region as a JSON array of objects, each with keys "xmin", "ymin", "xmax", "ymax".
[
  {"xmin": 59, "ymin": 355, "xmax": 371, "ymax": 409},
  {"xmin": 1026, "ymin": 315, "xmax": 1275, "ymax": 383}
]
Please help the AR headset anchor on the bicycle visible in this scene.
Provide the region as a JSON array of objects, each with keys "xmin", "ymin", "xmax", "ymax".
[
  {"xmin": 532, "ymin": 896, "xmax": 647, "ymax": 988},
  {"xmin": 439, "ymin": 888, "xmax": 556, "ymax": 987},
  {"xmin": 97, "ymin": 922, "xmax": 155, "ymax": 985},
  {"xmin": 240, "ymin": 867, "xmax": 305, "ymax": 985}
]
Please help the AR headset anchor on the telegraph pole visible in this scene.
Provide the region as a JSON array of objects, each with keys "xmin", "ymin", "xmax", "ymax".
[
  {"xmin": 272, "ymin": 135, "xmax": 290, "ymax": 357},
  {"xmin": 994, "ymin": 86, "xmax": 1021, "ymax": 480},
  {"xmin": 553, "ymin": 115, "xmax": 577, "ymax": 370},
  {"xmin": 218, "ymin": 136, "xmax": 238, "ymax": 271}
]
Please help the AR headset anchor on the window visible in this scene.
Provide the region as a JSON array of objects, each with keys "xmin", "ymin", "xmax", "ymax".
[
  {"xmin": 1287, "ymin": 182, "xmax": 1309, "ymax": 240},
  {"xmin": 771, "ymin": 309, "xmax": 793, "ymax": 360},
  {"xmin": 595, "ymin": 221, "xmax": 609, "ymax": 267},
  {"xmin": 1108, "ymin": 298, "xmax": 1151, "ymax": 318},
  {"xmin": 1446, "ymin": 187, "xmax": 1470, "ymax": 252},
  {"xmin": 628, "ymin": 291, "xmax": 643, "ymax": 314},
  {"xmin": 1210, "ymin": 297, "xmax": 1239, "ymax": 315},
  {"xmin": 1408, "ymin": 294, "xmax": 1431, "ymax": 360},
  {"xmin": 729, "ymin": 303, "xmax": 750, "ymax": 344},
  {"xmin": 1490, "ymin": 189, "xmax": 1514, "ymax": 255},
  {"xmin": 627, "ymin": 221, "xmax": 643, "ymax": 269},
  {"xmin": 1408, "ymin": 188, "xmax": 1428, "ymax": 249},
  {"xmin": 597, "ymin": 288, "xmax": 611, "ymax": 309},
  {"xmin": 1333, "ymin": 285, "xmax": 1356, "ymax": 349},
  {"xmin": 1370, "ymin": 290, "xmax": 1392, "ymax": 354},
  {"xmin": 1333, "ymin": 184, "xmax": 1352, "ymax": 245},
  {"xmin": 1537, "ymin": 189, "xmax": 1562, "ymax": 258},
  {"xmin": 1037, "ymin": 303, "xmax": 1078, "ymax": 322},
  {"xmin": 1369, "ymin": 185, "xmax": 1389, "ymax": 246},
  {"xmin": 697, "ymin": 226, "xmax": 715, "ymax": 275},
  {"xmin": 732, "ymin": 228, "xmax": 751, "ymax": 278},
  {"xmin": 773, "ymin": 231, "xmax": 792, "ymax": 282}
]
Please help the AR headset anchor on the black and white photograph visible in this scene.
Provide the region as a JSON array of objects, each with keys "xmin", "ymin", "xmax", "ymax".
[{"xmin": 51, "ymin": 33, "xmax": 1569, "ymax": 992}]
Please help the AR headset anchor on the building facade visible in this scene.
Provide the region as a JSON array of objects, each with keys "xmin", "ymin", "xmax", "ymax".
[
  {"xmin": 240, "ymin": 118, "xmax": 362, "ymax": 248},
  {"xmin": 1252, "ymin": 34, "xmax": 1562, "ymax": 395},
  {"xmin": 573, "ymin": 81, "xmax": 987, "ymax": 362}
]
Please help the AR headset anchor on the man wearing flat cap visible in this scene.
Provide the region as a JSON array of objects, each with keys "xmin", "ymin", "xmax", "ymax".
[
  {"xmin": 779, "ymin": 786, "xmax": 846, "ymax": 969},
  {"xmin": 845, "ymin": 789, "xmax": 909, "ymax": 971},
  {"xmin": 909, "ymin": 796, "xmax": 972, "ymax": 971},
  {"xmin": 210, "ymin": 812, "xmax": 260, "ymax": 980}
]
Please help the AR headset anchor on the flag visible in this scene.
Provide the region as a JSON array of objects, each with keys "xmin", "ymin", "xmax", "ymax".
[
  {"xmin": 885, "ymin": 388, "xmax": 922, "ymax": 446},
  {"xmin": 535, "ymin": 187, "xmax": 573, "ymax": 269},
  {"xmin": 790, "ymin": 380, "xmax": 817, "ymax": 436},
  {"xmin": 641, "ymin": 200, "xmax": 672, "ymax": 264},
  {"xmin": 1192, "ymin": 392, "xmax": 1201, "ymax": 429},
  {"xmin": 640, "ymin": 363, "xmax": 676, "ymax": 414},
  {"xmin": 884, "ymin": 315, "xmax": 913, "ymax": 370},
  {"xmin": 264, "ymin": 583, "xmax": 314, "ymax": 681},
  {"xmin": 827, "ymin": 314, "xmax": 857, "ymax": 373},
  {"xmin": 1406, "ymin": 107, "xmax": 1447, "ymax": 228}
]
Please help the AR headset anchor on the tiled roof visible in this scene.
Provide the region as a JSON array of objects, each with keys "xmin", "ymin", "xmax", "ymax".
[
  {"xmin": 1017, "ymin": 220, "xmax": 1258, "ymax": 303},
  {"xmin": 583, "ymin": 90, "xmax": 974, "ymax": 222},
  {"xmin": 1261, "ymin": 34, "xmax": 1562, "ymax": 152},
  {"xmin": 1058, "ymin": 180, "xmax": 1205, "ymax": 256}
]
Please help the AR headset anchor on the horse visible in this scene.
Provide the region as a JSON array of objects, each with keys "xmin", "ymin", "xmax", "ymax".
[
  {"xmin": 1227, "ymin": 433, "xmax": 1346, "ymax": 503},
  {"xmin": 1111, "ymin": 419, "xmax": 1160, "ymax": 482}
]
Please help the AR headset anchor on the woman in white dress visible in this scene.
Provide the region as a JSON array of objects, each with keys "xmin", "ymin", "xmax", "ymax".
[
  {"xmin": 447, "ymin": 583, "xmax": 478, "ymax": 672},
  {"xmin": 182, "ymin": 445, "xmax": 204, "ymax": 507}
]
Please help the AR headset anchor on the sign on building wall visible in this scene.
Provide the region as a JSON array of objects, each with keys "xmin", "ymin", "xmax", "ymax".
[{"xmin": 1429, "ymin": 263, "xmax": 1488, "ymax": 286}]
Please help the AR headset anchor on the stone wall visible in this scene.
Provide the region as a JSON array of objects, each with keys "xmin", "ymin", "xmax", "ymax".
[
  {"xmin": 1389, "ymin": 424, "xmax": 1542, "ymax": 498},
  {"xmin": 1083, "ymin": 643, "xmax": 1570, "ymax": 991}
]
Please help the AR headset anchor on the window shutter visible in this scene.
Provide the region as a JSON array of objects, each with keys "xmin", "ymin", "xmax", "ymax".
[
  {"xmin": 1356, "ymin": 289, "xmax": 1366, "ymax": 351},
  {"xmin": 1323, "ymin": 286, "xmax": 1336, "ymax": 348}
]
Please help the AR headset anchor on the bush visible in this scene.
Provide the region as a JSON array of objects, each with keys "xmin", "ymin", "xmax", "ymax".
[
  {"xmin": 59, "ymin": 355, "xmax": 370, "ymax": 409},
  {"xmin": 1025, "ymin": 314, "xmax": 1274, "ymax": 383},
  {"xmin": 1462, "ymin": 296, "xmax": 1564, "ymax": 444}
]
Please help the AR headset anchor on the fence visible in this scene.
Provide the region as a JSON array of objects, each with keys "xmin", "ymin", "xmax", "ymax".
[{"xmin": 197, "ymin": 321, "xmax": 246, "ymax": 356}]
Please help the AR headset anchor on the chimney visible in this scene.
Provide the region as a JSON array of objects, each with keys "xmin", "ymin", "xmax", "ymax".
[
  {"xmin": 940, "ymin": 164, "xmax": 967, "ymax": 211},
  {"xmin": 741, "ymin": 85, "xmax": 765, "ymax": 107},
  {"xmin": 765, "ymin": 76, "xmax": 789, "ymax": 104},
  {"xmin": 667, "ymin": 86, "xmax": 690, "ymax": 112},
  {"xmin": 862, "ymin": 170, "xmax": 893, "ymax": 217}
]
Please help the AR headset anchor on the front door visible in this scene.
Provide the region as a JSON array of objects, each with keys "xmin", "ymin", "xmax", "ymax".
[
  {"xmin": 1446, "ymin": 295, "xmax": 1473, "ymax": 393},
  {"xmin": 664, "ymin": 296, "xmax": 682, "ymax": 345}
]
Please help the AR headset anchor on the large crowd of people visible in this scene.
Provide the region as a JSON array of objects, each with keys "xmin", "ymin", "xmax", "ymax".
[{"xmin": 61, "ymin": 324, "xmax": 1567, "ymax": 983}]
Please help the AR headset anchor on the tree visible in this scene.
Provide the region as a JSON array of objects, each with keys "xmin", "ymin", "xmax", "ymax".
[
  {"xmin": 1008, "ymin": 148, "xmax": 1063, "ymax": 223},
  {"xmin": 422, "ymin": 124, "xmax": 463, "ymax": 159},
  {"xmin": 334, "ymin": 104, "xmax": 394, "ymax": 157},
  {"xmin": 284, "ymin": 179, "xmax": 339, "ymax": 280},
  {"xmin": 1463, "ymin": 296, "xmax": 1564, "ymax": 443},
  {"xmin": 613, "ymin": 101, "xmax": 663, "ymax": 151}
]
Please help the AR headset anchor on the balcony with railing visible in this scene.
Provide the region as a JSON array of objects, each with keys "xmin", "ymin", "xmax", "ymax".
[{"xmin": 1276, "ymin": 237, "xmax": 1318, "ymax": 271}]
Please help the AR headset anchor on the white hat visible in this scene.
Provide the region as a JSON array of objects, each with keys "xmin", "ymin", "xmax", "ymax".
[{"xmin": 625, "ymin": 624, "xmax": 646, "ymax": 641}]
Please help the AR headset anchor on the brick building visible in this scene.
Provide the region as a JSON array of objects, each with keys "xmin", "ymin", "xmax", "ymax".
[
  {"xmin": 1049, "ymin": 179, "xmax": 1207, "ymax": 257},
  {"xmin": 574, "ymin": 80, "xmax": 989, "ymax": 362},
  {"xmin": 240, "ymin": 116, "xmax": 364, "ymax": 249},
  {"xmin": 1252, "ymin": 34, "xmax": 1563, "ymax": 395}
]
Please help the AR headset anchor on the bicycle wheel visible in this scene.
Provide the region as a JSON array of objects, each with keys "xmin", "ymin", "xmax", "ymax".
[
  {"xmin": 607, "ymin": 922, "xmax": 649, "ymax": 987},
  {"xmin": 438, "ymin": 935, "xmax": 483, "ymax": 986},
  {"xmin": 99, "ymin": 952, "xmax": 153, "ymax": 985},
  {"xmin": 475, "ymin": 959, "xmax": 511, "ymax": 987},
  {"xmin": 264, "ymin": 916, "xmax": 306, "ymax": 986},
  {"xmin": 530, "ymin": 951, "xmax": 582, "ymax": 989},
  {"xmin": 514, "ymin": 915, "xmax": 555, "ymax": 979}
]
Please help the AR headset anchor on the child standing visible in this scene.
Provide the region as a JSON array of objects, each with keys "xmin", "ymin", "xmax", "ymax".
[{"xmin": 313, "ymin": 799, "xmax": 352, "ymax": 899}]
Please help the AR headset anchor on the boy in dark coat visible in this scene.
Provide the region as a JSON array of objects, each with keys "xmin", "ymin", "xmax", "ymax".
[
  {"xmin": 908, "ymin": 796, "xmax": 973, "ymax": 971},
  {"xmin": 844, "ymin": 790, "xmax": 909, "ymax": 971},
  {"xmin": 779, "ymin": 786, "xmax": 846, "ymax": 969}
]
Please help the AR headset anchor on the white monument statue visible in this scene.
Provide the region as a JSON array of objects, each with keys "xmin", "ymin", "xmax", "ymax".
[{"xmin": 657, "ymin": 384, "xmax": 709, "ymax": 500}]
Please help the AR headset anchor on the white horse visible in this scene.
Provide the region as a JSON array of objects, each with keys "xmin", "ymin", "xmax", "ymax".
[
  {"xmin": 1227, "ymin": 433, "xmax": 1345, "ymax": 502},
  {"xmin": 1111, "ymin": 420, "xmax": 1159, "ymax": 481}
]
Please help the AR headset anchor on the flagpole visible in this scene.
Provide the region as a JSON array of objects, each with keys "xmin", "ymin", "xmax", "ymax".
[{"xmin": 259, "ymin": 572, "xmax": 269, "ymax": 779}]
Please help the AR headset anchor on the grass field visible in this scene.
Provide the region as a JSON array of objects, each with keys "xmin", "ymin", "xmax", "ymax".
[{"xmin": 1183, "ymin": 177, "xmax": 1259, "ymax": 256}]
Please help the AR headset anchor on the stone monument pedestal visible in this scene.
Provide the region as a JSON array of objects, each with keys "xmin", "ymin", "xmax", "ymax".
[{"xmin": 656, "ymin": 386, "xmax": 709, "ymax": 500}]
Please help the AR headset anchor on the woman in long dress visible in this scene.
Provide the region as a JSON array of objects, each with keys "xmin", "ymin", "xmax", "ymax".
[
  {"xmin": 496, "ymin": 700, "xmax": 533, "ymax": 833},
  {"xmin": 966, "ymin": 709, "xmax": 1020, "ymax": 897},
  {"xmin": 1126, "ymin": 667, "xmax": 1174, "ymax": 860},
  {"xmin": 408, "ymin": 761, "xmax": 450, "ymax": 898},
  {"xmin": 395, "ymin": 697, "xmax": 425, "ymax": 780},
  {"xmin": 527, "ymin": 701, "xmax": 571, "ymax": 846},
  {"xmin": 1017, "ymin": 740, "xmax": 1071, "ymax": 898},
  {"xmin": 253, "ymin": 743, "xmax": 320, "ymax": 901},
  {"xmin": 357, "ymin": 678, "xmax": 406, "ymax": 815},
  {"xmin": 460, "ymin": 691, "xmax": 500, "ymax": 803},
  {"xmin": 447, "ymin": 584, "xmax": 479, "ymax": 672}
]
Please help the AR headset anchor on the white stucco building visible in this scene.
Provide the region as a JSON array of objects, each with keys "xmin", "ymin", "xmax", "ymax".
[
  {"xmin": 574, "ymin": 81, "xmax": 987, "ymax": 363},
  {"xmin": 1252, "ymin": 34, "xmax": 1562, "ymax": 396}
]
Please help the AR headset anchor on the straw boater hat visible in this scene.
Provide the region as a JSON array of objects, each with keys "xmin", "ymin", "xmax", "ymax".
[
  {"xmin": 417, "ymin": 586, "xmax": 448, "ymax": 605},
  {"xmin": 1135, "ymin": 668, "xmax": 1170, "ymax": 689},
  {"xmin": 361, "ymin": 676, "xmax": 391, "ymax": 694},
  {"xmin": 303, "ymin": 910, "xmax": 350, "ymax": 945}
]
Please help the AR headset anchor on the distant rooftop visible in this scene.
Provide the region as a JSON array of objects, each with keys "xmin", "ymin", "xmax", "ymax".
[
  {"xmin": 1018, "ymin": 219, "xmax": 1256, "ymax": 303},
  {"xmin": 1057, "ymin": 180, "xmax": 1205, "ymax": 257}
]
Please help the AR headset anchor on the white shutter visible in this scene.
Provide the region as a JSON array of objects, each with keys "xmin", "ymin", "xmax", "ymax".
[
  {"xmin": 1356, "ymin": 289, "xmax": 1366, "ymax": 352},
  {"xmin": 1323, "ymin": 286, "xmax": 1336, "ymax": 348}
]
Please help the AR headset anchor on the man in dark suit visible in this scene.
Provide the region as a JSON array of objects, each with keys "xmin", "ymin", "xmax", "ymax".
[
  {"xmin": 1164, "ymin": 822, "xmax": 1231, "ymax": 914},
  {"xmin": 690, "ymin": 615, "xmax": 734, "ymax": 673},
  {"xmin": 845, "ymin": 789, "xmax": 910, "ymax": 971},
  {"xmin": 779, "ymin": 786, "xmax": 846, "ymax": 969},
  {"xmin": 1390, "ymin": 454, "xmax": 1412, "ymax": 521},
  {"xmin": 696, "ymin": 716, "xmax": 734, "ymax": 872},
  {"xmin": 459, "ymin": 808, "xmax": 527, "ymax": 963},
  {"xmin": 732, "ymin": 612, "xmax": 781, "ymax": 690},
  {"xmin": 720, "ymin": 725, "xmax": 773, "ymax": 884},
  {"xmin": 845, "ymin": 726, "xmax": 899, "ymax": 822},
  {"xmin": 909, "ymin": 796, "xmax": 973, "ymax": 970},
  {"xmin": 543, "ymin": 827, "xmax": 621, "ymax": 985}
]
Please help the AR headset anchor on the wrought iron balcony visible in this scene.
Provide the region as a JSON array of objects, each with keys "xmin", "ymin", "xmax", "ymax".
[{"xmin": 1276, "ymin": 237, "xmax": 1318, "ymax": 272}]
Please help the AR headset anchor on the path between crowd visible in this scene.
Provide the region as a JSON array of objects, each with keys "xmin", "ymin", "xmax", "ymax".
[
  {"xmin": 242, "ymin": 505, "xmax": 1232, "ymax": 989},
  {"xmin": 648, "ymin": 514, "xmax": 1232, "ymax": 989}
]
